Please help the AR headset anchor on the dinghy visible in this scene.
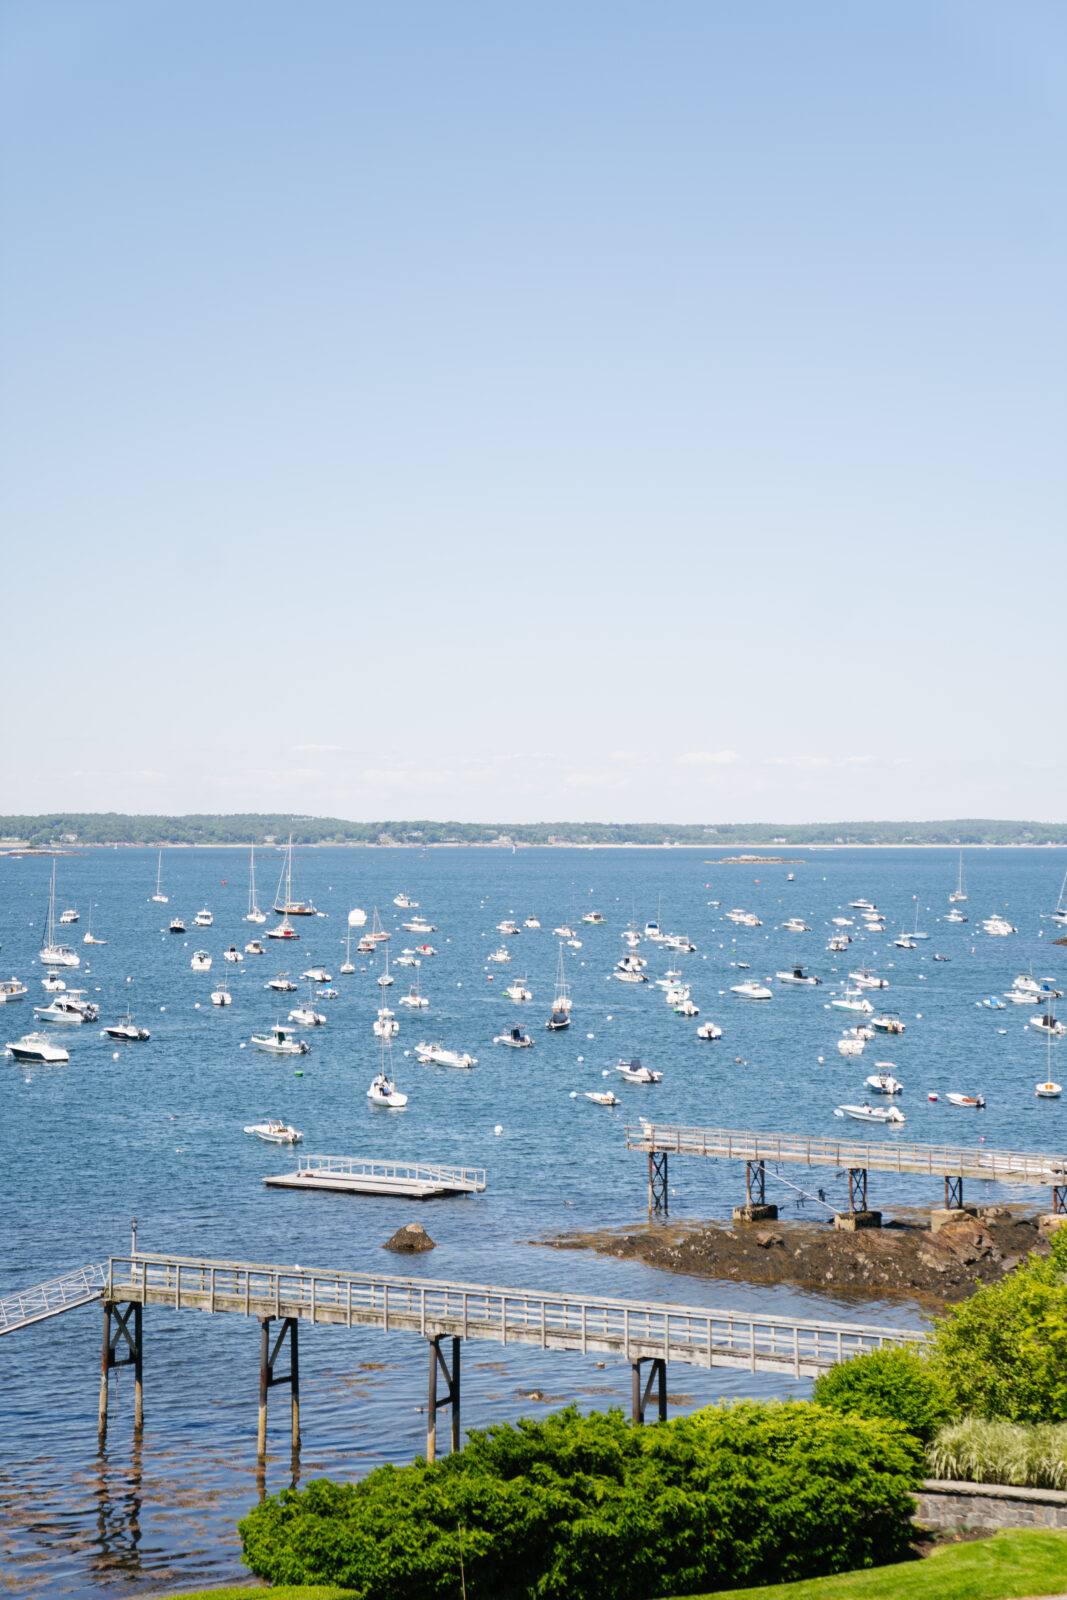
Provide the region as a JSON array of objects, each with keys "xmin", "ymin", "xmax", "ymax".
[
  {"xmin": 865, "ymin": 1067, "xmax": 903, "ymax": 1095},
  {"xmin": 945, "ymin": 1092, "xmax": 985, "ymax": 1108},
  {"xmin": 614, "ymin": 1058, "xmax": 662, "ymax": 1084},
  {"xmin": 494, "ymin": 1026, "xmax": 533, "ymax": 1048},
  {"xmin": 244, "ymin": 1120, "xmax": 302, "ymax": 1143},
  {"xmin": 696, "ymin": 1021, "xmax": 723, "ymax": 1040},
  {"xmin": 834, "ymin": 1102, "xmax": 905, "ymax": 1124}
]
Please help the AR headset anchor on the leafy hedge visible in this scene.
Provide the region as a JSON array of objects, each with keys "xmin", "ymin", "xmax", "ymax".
[
  {"xmin": 239, "ymin": 1402, "xmax": 921, "ymax": 1599},
  {"xmin": 812, "ymin": 1345, "xmax": 955, "ymax": 1443}
]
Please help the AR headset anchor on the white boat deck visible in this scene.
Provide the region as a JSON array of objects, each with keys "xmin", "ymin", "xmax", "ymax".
[{"xmin": 263, "ymin": 1153, "xmax": 487, "ymax": 1199}]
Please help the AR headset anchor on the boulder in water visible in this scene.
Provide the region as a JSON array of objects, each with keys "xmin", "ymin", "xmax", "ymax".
[{"xmin": 384, "ymin": 1222, "xmax": 436, "ymax": 1253}]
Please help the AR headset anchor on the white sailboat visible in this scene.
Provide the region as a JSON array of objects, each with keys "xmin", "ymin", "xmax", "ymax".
[
  {"xmin": 40, "ymin": 862, "xmax": 80, "ymax": 968},
  {"xmin": 546, "ymin": 942, "xmax": 572, "ymax": 1030},
  {"xmin": 272, "ymin": 833, "xmax": 317, "ymax": 916},
  {"xmin": 244, "ymin": 845, "xmax": 267, "ymax": 923},
  {"xmin": 83, "ymin": 903, "xmax": 107, "ymax": 945},
  {"xmin": 949, "ymin": 852, "xmax": 967, "ymax": 903},
  {"xmin": 152, "ymin": 851, "xmax": 169, "ymax": 903},
  {"xmin": 1046, "ymin": 869, "xmax": 1067, "ymax": 927}
]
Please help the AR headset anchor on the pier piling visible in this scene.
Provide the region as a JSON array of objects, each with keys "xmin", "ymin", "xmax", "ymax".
[
  {"xmin": 631, "ymin": 1358, "xmax": 667, "ymax": 1425},
  {"xmin": 257, "ymin": 1317, "xmax": 300, "ymax": 1460},
  {"xmin": 97, "ymin": 1301, "xmax": 143, "ymax": 1445},
  {"xmin": 426, "ymin": 1335, "xmax": 461, "ymax": 1462}
]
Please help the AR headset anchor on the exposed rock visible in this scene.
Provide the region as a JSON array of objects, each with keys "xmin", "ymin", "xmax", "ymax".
[{"xmin": 384, "ymin": 1222, "xmax": 436, "ymax": 1253}]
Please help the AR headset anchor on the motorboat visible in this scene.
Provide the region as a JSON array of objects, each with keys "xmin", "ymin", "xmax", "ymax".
[
  {"xmin": 504, "ymin": 976, "xmax": 532, "ymax": 1001},
  {"xmin": 289, "ymin": 1003, "xmax": 326, "ymax": 1027},
  {"xmin": 488, "ymin": 946, "xmax": 512, "ymax": 963},
  {"xmin": 945, "ymin": 909, "xmax": 968, "ymax": 924},
  {"xmin": 59, "ymin": 908, "xmax": 78, "ymax": 925},
  {"xmin": 831, "ymin": 917, "xmax": 854, "ymax": 928},
  {"xmin": 357, "ymin": 935, "xmax": 377, "ymax": 954},
  {"xmin": 0, "ymin": 978, "xmax": 28, "ymax": 1003},
  {"xmin": 395, "ymin": 952, "xmax": 416, "ymax": 967},
  {"xmin": 665, "ymin": 933, "xmax": 697, "ymax": 952},
  {"xmin": 843, "ymin": 1024, "xmax": 874, "ymax": 1040},
  {"xmin": 34, "ymin": 992, "xmax": 99, "ymax": 1024},
  {"xmin": 674, "ymin": 997, "xmax": 699, "ymax": 1017},
  {"xmin": 642, "ymin": 918, "xmax": 661, "ymax": 940},
  {"xmin": 567, "ymin": 936, "xmax": 583, "ymax": 950},
  {"xmin": 224, "ymin": 945, "xmax": 244, "ymax": 963},
  {"xmin": 494, "ymin": 1025, "xmax": 533, "ymax": 1048},
  {"xmin": 414, "ymin": 944, "xmax": 437, "ymax": 957},
  {"xmin": 730, "ymin": 981, "xmax": 772, "ymax": 1000},
  {"xmin": 981, "ymin": 996, "xmax": 1007, "ymax": 1009},
  {"xmin": 405, "ymin": 918, "xmax": 438, "ymax": 934},
  {"xmin": 1036, "ymin": 1082, "xmax": 1063, "ymax": 1099},
  {"xmin": 367, "ymin": 1075, "xmax": 408, "ymax": 1108},
  {"xmin": 211, "ymin": 981, "xmax": 232, "ymax": 1007},
  {"xmin": 827, "ymin": 934, "xmax": 851, "ymax": 951},
  {"xmin": 414, "ymin": 1041, "xmax": 477, "ymax": 1069},
  {"xmin": 696, "ymin": 1021, "xmax": 723, "ymax": 1040},
  {"xmin": 664, "ymin": 983, "xmax": 690, "ymax": 1006},
  {"xmin": 266, "ymin": 972, "xmax": 297, "ymax": 992},
  {"xmin": 849, "ymin": 970, "xmax": 888, "ymax": 991},
  {"xmin": 776, "ymin": 966, "xmax": 820, "ymax": 986},
  {"xmin": 169, "ymin": 917, "xmax": 185, "ymax": 934},
  {"xmin": 106, "ymin": 1010, "xmax": 150, "ymax": 1041},
  {"xmin": 245, "ymin": 940, "xmax": 265, "ymax": 955},
  {"xmin": 251, "ymin": 1025, "xmax": 310, "ymax": 1056},
  {"xmin": 191, "ymin": 950, "xmax": 212, "ymax": 972},
  {"xmin": 6, "ymin": 1032, "xmax": 69, "ymax": 1063},
  {"xmin": 393, "ymin": 893, "xmax": 418, "ymax": 908},
  {"xmin": 582, "ymin": 910, "xmax": 605, "ymax": 925},
  {"xmin": 866, "ymin": 1067, "xmax": 903, "ymax": 1095},
  {"xmin": 831, "ymin": 988, "xmax": 874, "ymax": 1014},
  {"xmin": 554, "ymin": 924, "xmax": 576, "ymax": 939},
  {"xmin": 1030, "ymin": 1013, "xmax": 1066, "ymax": 1038},
  {"xmin": 152, "ymin": 852, "xmax": 169, "ymax": 904},
  {"xmin": 615, "ymin": 1058, "xmax": 662, "ymax": 1084},
  {"xmin": 849, "ymin": 899, "xmax": 877, "ymax": 912},
  {"xmin": 267, "ymin": 918, "xmax": 299, "ymax": 941},
  {"xmin": 372, "ymin": 1006, "xmax": 398, "ymax": 1038},
  {"xmin": 546, "ymin": 1008, "xmax": 570, "ymax": 1031},
  {"xmin": 272, "ymin": 834, "xmax": 317, "ymax": 916},
  {"xmin": 655, "ymin": 969, "xmax": 682, "ymax": 990},
  {"xmin": 1013, "ymin": 975, "xmax": 1063, "ymax": 1001},
  {"xmin": 893, "ymin": 932, "xmax": 916, "ymax": 950},
  {"xmin": 614, "ymin": 965, "xmax": 649, "ymax": 984},
  {"xmin": 834, "ymin": 1103, "xmax": 905, "ymax": 1125},
  {"xmin": 301, "ymin": 966, "xmax": 331, "ymax": 983},
  {"xmin": 871, "ymin": 1012, "xmax": 906, "ymax": 1034},
  {"xmin": 40, "ymin": 863, "xmax": 80, "ymax": 967},
  {"xmin": 524, "ymin": 917, "xmax": 541, "ymax": 929},
  {"xmin": 193, "ymin": 908, "xmax": 214, "ymax": 928},
  {"xmin": 583, "ymin": 1090, "xmax": 620, "ymax": 1106},
  {"xmin": 316, "ymin": 987, "xmax": 338, "ymax": 1000},
  {"xmin": 781, "ymin": 918, "xmax": 811, "ymax": 934},
  {"xmin": 398, "ymin": 982, "xmax": 428, "ymax": 1009},
  {"xmin": 245, "ymin": 1120, "xmax": 303, "ymax": 1142},
  {"xmin": 982, "ymin": 915, "xmax": 1016, "ymax": 937},
  {"xmin": 837, "ymin": 1037, "xmax": 865, "ymax": 1056},
  {"xmin": 244, "ymin": 845, "xmax": 267, "ymax": 923},
  {"xmin": 946, "ymin": 1092, "xmax": 985, "ymax": 1108}
]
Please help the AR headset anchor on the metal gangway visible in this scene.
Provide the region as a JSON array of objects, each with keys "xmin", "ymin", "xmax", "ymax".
[
  {"xmin": 0, "ymin": 1264, "xmax": 108, "ymax": 1335},
  {"xmin": 627, "ymin": 1120, "xmax": 1067, "ymax": 1216}
]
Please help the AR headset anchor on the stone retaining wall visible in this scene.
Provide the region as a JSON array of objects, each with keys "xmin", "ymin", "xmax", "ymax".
[{"xmin": 916, "ymin": 1478, "xmax": 1067, "ymax": 1532}]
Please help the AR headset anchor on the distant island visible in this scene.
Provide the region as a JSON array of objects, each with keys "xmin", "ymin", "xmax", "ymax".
[{"xmin": 2, "ymin": 813, "xmax": 1066, "ymax": 849}]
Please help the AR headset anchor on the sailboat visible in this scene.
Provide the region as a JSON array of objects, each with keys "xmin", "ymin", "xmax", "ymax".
[
  {"xmin": 546, "ymin": 942, "xmax": 571, "ymax": 1030},
  {"xmin": 152, "ymin": 851, "xmax": 168, "ymax": 904},
  {"xmin": 244, "ymin": 845, "xmax": 267, "ymax": 923},
  {"xmin": 949, "ymin": 853, "xmax": 967, "ymax": 904},
  {"xmin": 40, "ymin": 862, "xmax": 80, "ymax": 968},
  {"xmin": 272, "ymin": 834, "xmax": 317, "ymax": 916},
  {"xmin": 83, "ymin": 903, "xmax": 107, "ymax": 945},
  {"xmin": 1046, "ymin": 869, "xmax": 1067, "ymax": 928}
]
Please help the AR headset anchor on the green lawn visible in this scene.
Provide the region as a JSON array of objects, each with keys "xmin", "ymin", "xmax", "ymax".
[{"xmin": 673, "ymin": 1529, "xmax": 1067, "ymax": 1600}]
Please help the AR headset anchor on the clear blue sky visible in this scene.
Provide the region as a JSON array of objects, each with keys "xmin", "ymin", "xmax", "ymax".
[{"xmin": 3, "ymin": 2, "xmax": 1063, "ymax": 822}]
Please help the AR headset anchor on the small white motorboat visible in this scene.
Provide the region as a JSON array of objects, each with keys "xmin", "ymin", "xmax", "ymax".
[
  {"xmin": 1030, "ymin": 1014, "xmax": 1066, "ymax": 1038},
  {"xmin": 169, "ymin": 917, "xmax": 186, "ymax": 934},
  {"xmin": 301, "ymin": 966, "xmax": 331, "ymax": 983},
  {"xmin": 488, "ymin": 946, "xmax": 512, "ymax": 964},
  {"xmin": 414, "ymin": 1041, "xmax": 477, "ymax": 1068},
  {"xmin": 850, "ymin": 970, "xmax": 889, "ymax": 990},
  {"xmin": 106, "ymin": 1010, "xmax": 150, "ymax": 1041},
  {"xmin": 193, "ymin": 908, "xmax": 214, "ymax": 927},
  {"xmin": 251, "ymin": 1025, "xmax": 310, "ymax": 1056},
  {"xmin": 35, "ymin": 992, "xmax": 99, "ymax": 1024},
  {"xmin": 415, "ymin": 944, "xmax": 437, "ymax": 957},
  {"xmin": 316, "ymin": 987, "xmax": 338, "ymax": 1000},
  {"xmin": 674, "ymin": 997, "xmax": 699, "ymax": 1016},
  {"xmin": 581, "ymin": 1090, "xmax": 619, "ymax": 1106},
  {"xmin": 546, "ymin": 1008, "xmax": 570, "ymax": 1031},
  {"xmin": 871, "ymin": 1013, "xmax": 906, "ymax": 1034},
  {"xmin": 827, "ymin": 934, "xmax": 851, "ymax": 951},
  {"xmin": 524, "ymin": 917, "xmax": 541, "ymax": 929},
  {"xmin": 781, "ymin": 918, "xmax": 811, "ymax": 934},
  {"xmin": 838, "ymin": 1037, "xmax": 865, "ymax": 1056},
  {"xmin": 398, "ymin": 983, "xmax": 429, "ymax": 1009},
  {"xmin": 41, "ymin": 974, "xmax": 67, "ymax": 993},
  {"xmin": 0, "ymin": 978, "xmax": 28, "ymax": 1003},
  {"xmin": 504, "ymin": 978, "xmax": 532, "ymax": 1002},
  {"xmin": 834, "ymin": 1102, "xmax": 905, "ymax": 1124},
  {"xmin": 865, "ymin": 1067, "xmax": 903, "ymax": 1095},
  {"xmin": 405, "ymin": 918, "xmax": 438, "ymax": 934},
  {"xmin": 367, "ymin": 1074, "xmax": 408, "ymax": 1108},
  {"xmin": 393, "ymin": 893, "xmax": 418, "ymax": 908},
  {"xmin": 945, "ymin": 1092, "xmax": 985, "ymax": 1108},
  {"xmin": 245, "ymin": 1119, "xmax": 303, "ymax": 1143},
  {"xmin": 267, "ymin": 918, "xmax": 299, "ymax": 941},
  {"xmin": 245, "ymin": 939, "xmax": 266, "ymax": 955},
  {"xmin": 615, "ymin": 1058, "xmax": 662, "ymax": 1084},
  {"xmin": 372, "ymin": 1007, "xmax": 399, "ymax": 1038},
  {"xmin": 224, "ymin": 945, "xmax": 244, "ymax": 963},
  {"xmin": 981, "ymin": 996, "xmax": 1006, "ymax": 1009},
  {"xmin": 776, "ymin": 966, "xmax": 820, "ymax": 986},
  {"xmin": 6, "ymin": 1031, "xmax": 69, "ymax": 1063},
  {"xmin": 831, "ymin": 988, "xmax": 874, "ymax": 1014},
  {"xmin": 266, "ymin": 972, "xmax": 297, "ymax": 992},
  {"xmin": 59, "ymin": 908, "xmax": 79, "ymax": 925},
  {"xmin": 582, "ymin": 910, "xmax": 605, "ymax": 925},
  {"xmin": 730, "ymin": 981, "xmax": 773, "ymax": 1000},
  {"xmin": 696, "ymin": 1021, "xmax": 723, "ymax": 1040},
  {"xmin": 289, "ymin": 1003, "xmax": 326, "ymax": 1027},
  {"xmin": 211, "ymin": 982, "xmax": 232, "ymax": 1007},
  {"xmin": 494, "ymin": 1025, "xmax": 533, "ymax": 1048},
  {"xmin": 190, "ymin": 951, "xmax": 212, "ymax": 972},
  {"xmin": 1036, "ymin": 1081, "xmax": 1063, "ymax": 1099}
]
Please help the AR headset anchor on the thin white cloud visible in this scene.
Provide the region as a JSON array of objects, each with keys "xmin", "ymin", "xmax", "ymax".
[
  {"xmin": 763, "ymin": 754, "xmax": 874, "ymax": 770},
  {"xmin": 563, "ymin": 771, "xmax": 631, "ymax": 789},
  {"xmin": 360, "ymin": 768, "xmax": 456, "ymax": 788},
  {"xmin": 291, "ymin": 743, "xmax": 344, "ymax": 753},
  {"xmin": 678, "ymin": 750, "xmax": 740, "ymax": 767}
]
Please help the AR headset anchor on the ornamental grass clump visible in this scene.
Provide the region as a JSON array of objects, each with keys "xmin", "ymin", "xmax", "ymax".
[
  {"xmin": 928, "ymin": 1417, "xmax": 1067, "ymax": 1491},
  {"xmin": 238, "ymin": 1401, "xmax": 922, "ymax": 1599}
]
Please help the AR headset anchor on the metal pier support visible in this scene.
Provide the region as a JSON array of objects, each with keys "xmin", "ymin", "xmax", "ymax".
[
  {"xmin": 97, "ymin": 1301, "xmax": 143, "ymax": 1445},
  {"xmin": 1054, "ymin": 1184, "xmax": 1067, "ymax": 1215},
  {"xmin": 848, "ymin": 1168, "xmax": 868, "ymax": 1213},
  {"xmin": 426, "ymin": 1335, "xmax": 461, "ymax": 1462},
  {"xmin": 944, "ymin": 1174, "xmax": 964, "ymax": 1210},
  {"xmin": 257, "ymin": 1317, "xmax": 300, "ymax": 1460},
  {"xmin": 747, "ymin": 1160, "xmax": 766, "ymax": 1207},
  {"xmin": 631, "ymin": 1358, "xmax": 667, "ymax": 1425},
  {"xmin": 648, "ymin": 1152, "xmax": 669, "ymax": 1217}
]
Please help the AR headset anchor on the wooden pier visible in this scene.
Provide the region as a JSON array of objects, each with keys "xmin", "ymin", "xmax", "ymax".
[
  {"xmin": 626, "ymin": 1120, "xmax": 1067, "ymax": 1220},
  {"xmin": 263, "ymin": 1153, "xmax": 487, "ymax": 1199},
  {"xmin": 90, "ymin": 1250, "xmax": 920, "ymax": 1460}
]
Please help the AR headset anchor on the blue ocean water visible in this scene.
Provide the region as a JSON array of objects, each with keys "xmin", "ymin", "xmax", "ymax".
[{"xmin": 1, "ymin": 844, "xmax": 1064, "ymax": 1596}]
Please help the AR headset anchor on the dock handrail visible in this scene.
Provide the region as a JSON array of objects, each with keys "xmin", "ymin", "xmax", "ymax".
[
  {"xmin": 0, "ymin": 1263, "xmax": 108, "ymax": 1336},
  {"xmin": 294, "ymin": 1153, "xmax": 486, "ymax": 1190}
]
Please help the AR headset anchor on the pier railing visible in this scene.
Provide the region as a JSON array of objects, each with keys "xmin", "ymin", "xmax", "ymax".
[
  {"xmin": 106, "ymin": 1252, "xmax": 918, "ymax": 1378},
  {"xmin": 0, "ymin": 1264, "xmax": 108, "ymax": 1335},
  {"xmin": 626, "ymin": 1122, "xmax": 1066, "ymax": 1185},
  {"xmin": 290, "ymin": 1154, "xmax": 487, "ymax": 1190}
]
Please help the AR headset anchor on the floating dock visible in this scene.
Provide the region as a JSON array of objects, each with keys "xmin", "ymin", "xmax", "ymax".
[{"xmin": 263, "ymin": 1153, "xmax": 487, "ymax": 1199}]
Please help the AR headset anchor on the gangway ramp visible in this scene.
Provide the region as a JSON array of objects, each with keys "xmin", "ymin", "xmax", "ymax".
[
  {"xmin": 263, "ymin": 1153, "xmax": 487, "ymax": 1198},
  {"xmin": 0, "ymin": 1264, "xmax": 107, "ymax": 1336}
]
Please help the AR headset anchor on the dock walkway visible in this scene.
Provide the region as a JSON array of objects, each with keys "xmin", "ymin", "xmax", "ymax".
[{"xmin": 263, "ymin": 1153, "xmax": 487, "ymax": 1198}]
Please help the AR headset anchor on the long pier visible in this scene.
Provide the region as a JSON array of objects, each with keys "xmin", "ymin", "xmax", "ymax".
[
  {"xmin": 627, "ymin": 1120, "xmax": 1067, "ymax": 1219},
  {"xmin": 79, "ymin": 1250, "xmax": 919, "ymax": 1460}
]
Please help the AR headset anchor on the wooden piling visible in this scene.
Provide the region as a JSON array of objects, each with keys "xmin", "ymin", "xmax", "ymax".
[
  {"xmin": 426, "ymin": 1335, "xmax": 438, "ymax": 1463},
  {"xmin": 258, "ymin": 1318, "xmax": 270, "ymax": 1460},
  {"xmin": 98, "ymin": 1302, "xmax": 112, "ymax": 1444}
]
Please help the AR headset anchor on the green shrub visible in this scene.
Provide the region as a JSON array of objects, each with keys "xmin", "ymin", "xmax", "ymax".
[
  {"xmin": 238, "ymin": 1402, "xmax": 921, "ymax": 1599},
  {"xmin": 928, "ymin": 1416, "xmax": 1067, "ymax": 1490},
  {"xmin": 928, "ymin": 1224, "xmax": 1067, "ymax": 1423},
  {"xmin": 811, "ymin": 1344, "xmax": 955, "ymax": 1442}
]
